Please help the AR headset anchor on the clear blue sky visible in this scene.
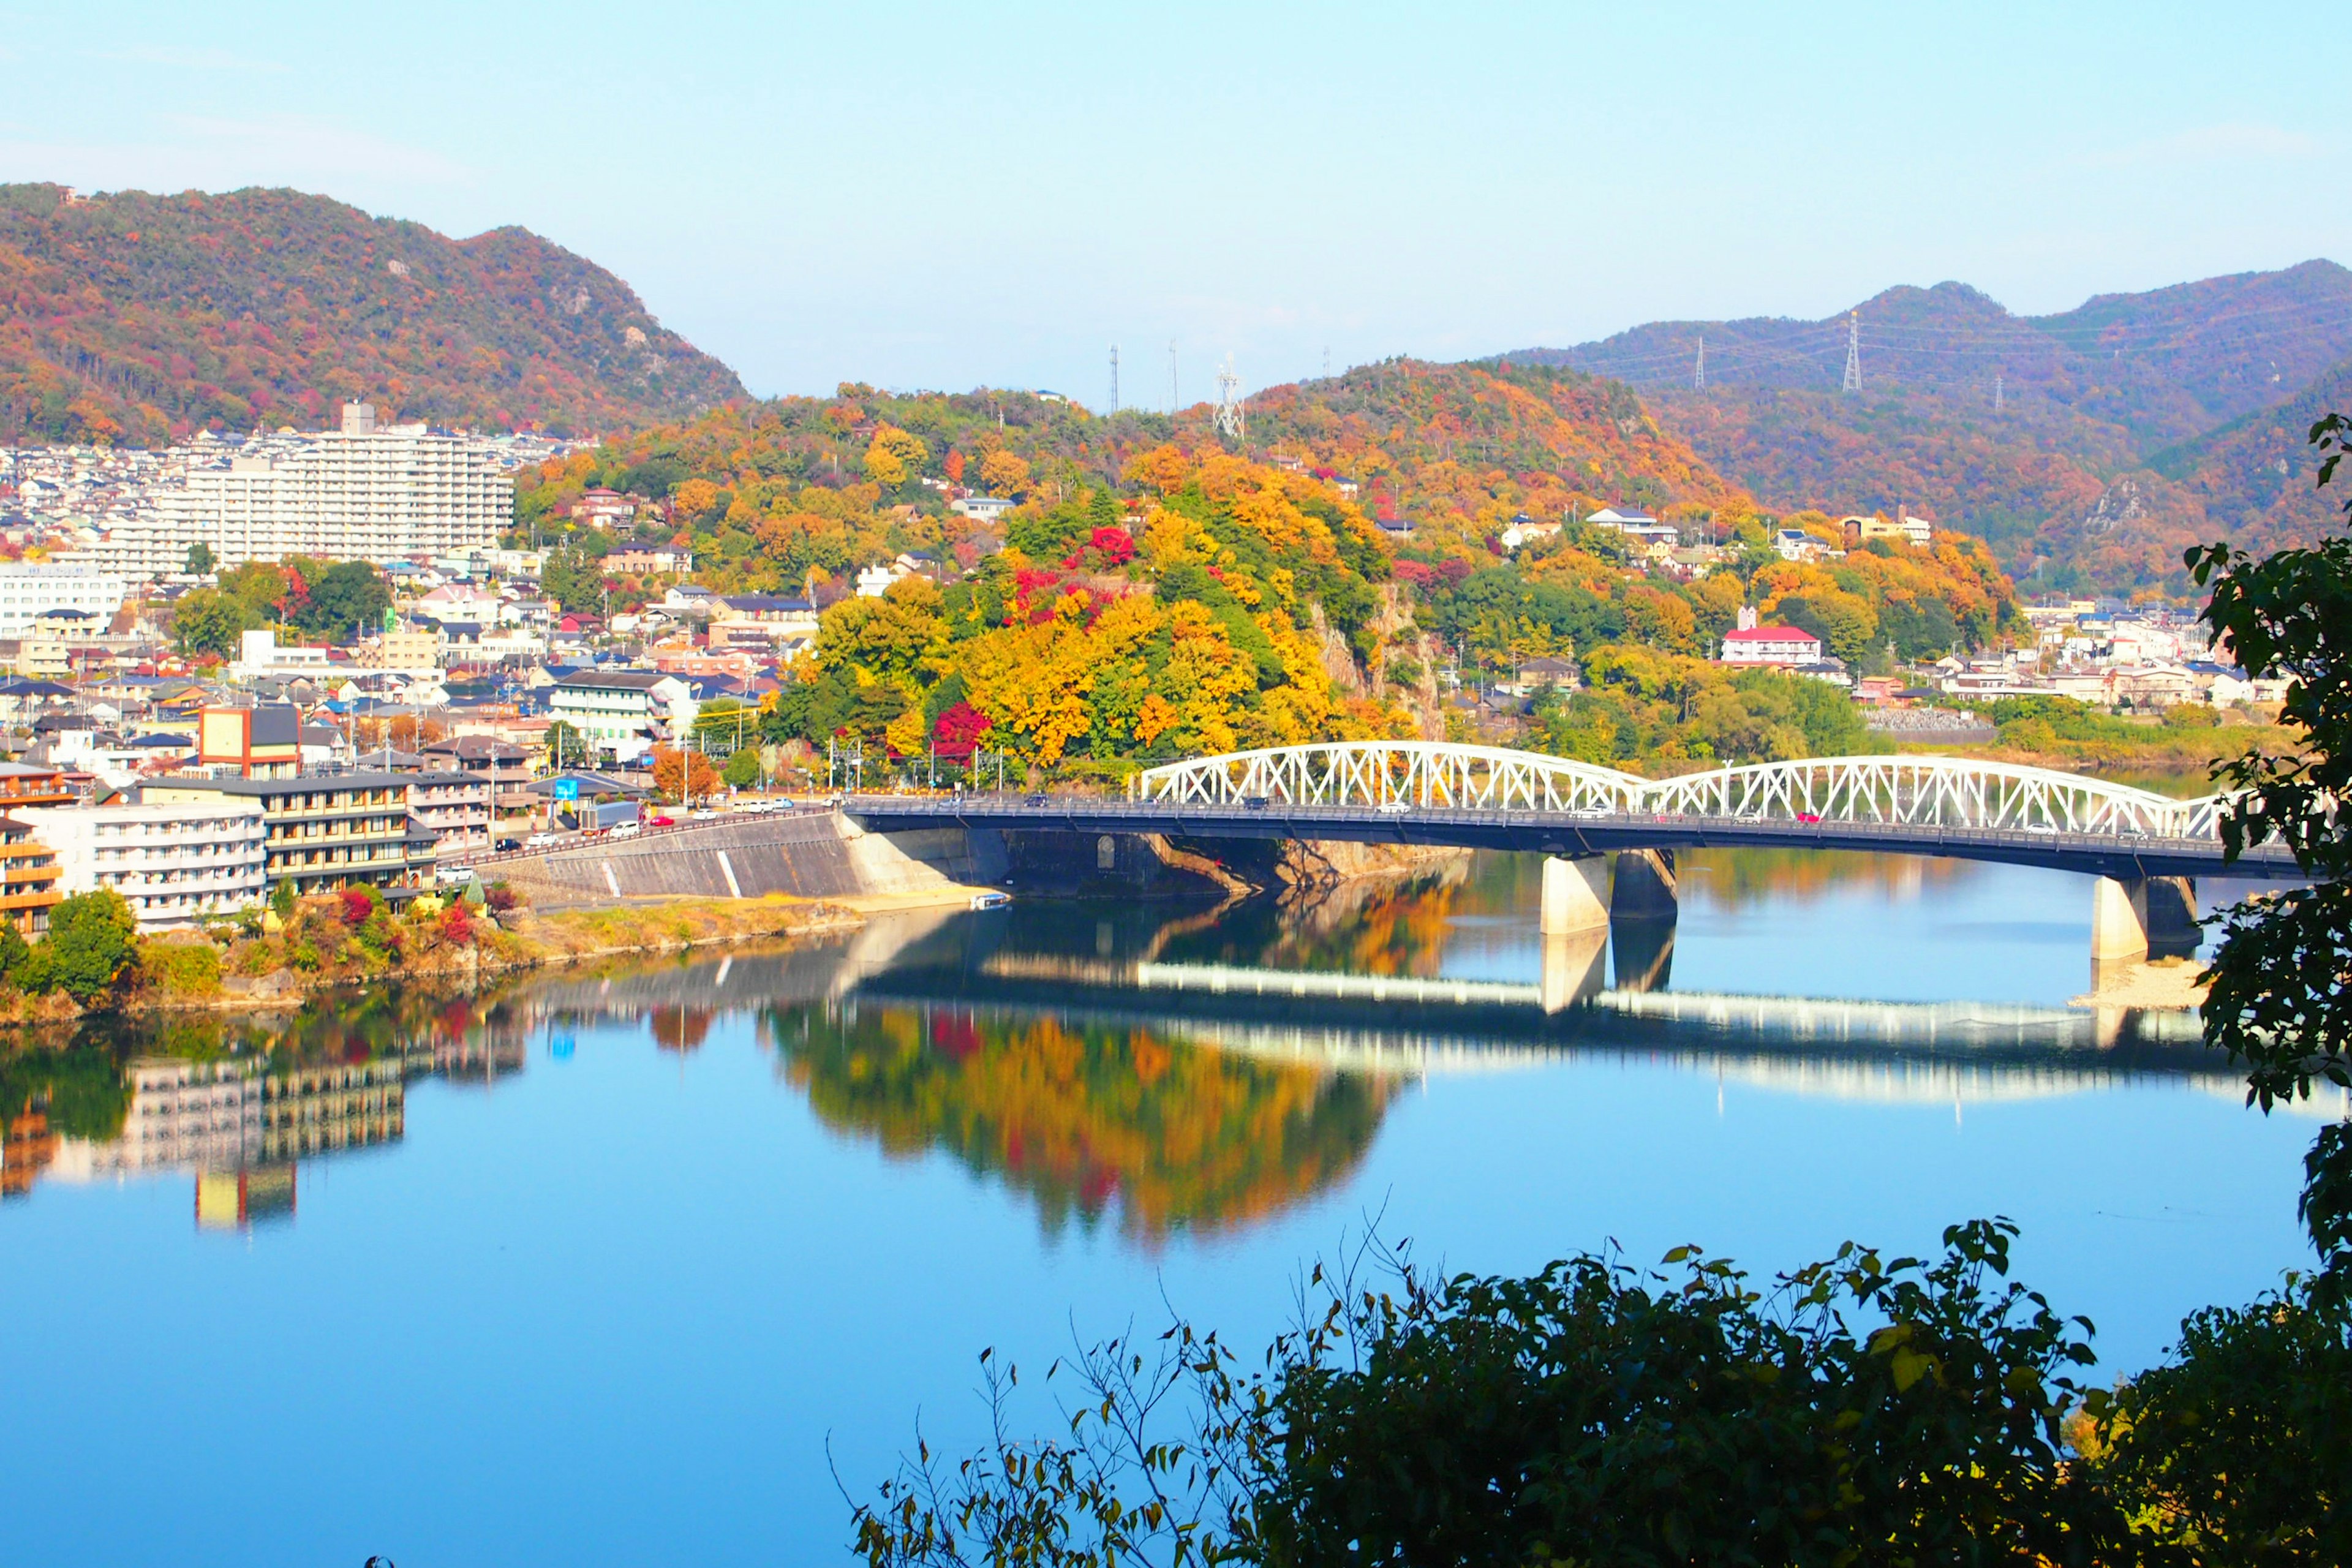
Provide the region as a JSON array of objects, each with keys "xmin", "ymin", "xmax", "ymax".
[{"xmin": 4, "ymin": 2, "xmax": 2342, "ymax": 402}]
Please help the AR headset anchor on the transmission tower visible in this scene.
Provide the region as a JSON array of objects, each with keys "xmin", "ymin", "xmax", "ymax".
[
  {"xmin": 1841, "ymin": 312, "xmax": 1862, "ymax": 393},
  {"xmin": 1213, "ymin": 355, "xmax": 1245, "ymax": 442},
  {"xmin": 1109, "ymin": 345, "xmax": 1119, "ymax": 413},
  {"xmin": 1694, "ymin": 334, "xmax": 1706, "ymax": 390},
  {"xmin": 1168, "ymin": 341, "xmax": 1177, "ymax": 415},
  {"xmin": 1323, "ymin": 345, "xmax": 1332, "ymax": 379},
  {"xmin": 1994, "ymin": 372, "xmax": 2004, "ymax": 412}
]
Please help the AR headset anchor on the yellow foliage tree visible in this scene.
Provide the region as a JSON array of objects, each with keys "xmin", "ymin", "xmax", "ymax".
[{"xmin": 979, "ymin": 450, "xmax": 1031, "ymax": 496}]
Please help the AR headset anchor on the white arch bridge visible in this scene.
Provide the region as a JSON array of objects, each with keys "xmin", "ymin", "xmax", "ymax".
[{"xmin": 843, "ymin": 741, "xmax": 2302, "ymax": 960}]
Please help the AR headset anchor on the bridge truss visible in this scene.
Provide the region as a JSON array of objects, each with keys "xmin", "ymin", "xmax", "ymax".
[{"xmin": 1131, "ymin": 742, "xmax": 2230, "ymax": 842}]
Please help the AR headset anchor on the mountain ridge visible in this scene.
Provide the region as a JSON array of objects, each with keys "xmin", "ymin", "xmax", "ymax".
[{"xmin": 0, "ymin": 182, "xmax": 744, "ymax": 443}]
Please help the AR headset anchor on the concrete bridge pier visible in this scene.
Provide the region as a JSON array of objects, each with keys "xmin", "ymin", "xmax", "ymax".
[
  {"xmin": 1540, "ymin": 855, "xmax": 1611, "ymax": 936},
  {"xmin": 1610, "ymin": 848, "xmax": 1679, "ymax": 921},
  {"xmin": 2090, "ymin": 875, "xmax": 2201, "ymax": 962}
]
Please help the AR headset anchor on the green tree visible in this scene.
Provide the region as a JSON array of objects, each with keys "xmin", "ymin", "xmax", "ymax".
[
  {"xmin": 2185, "ymin": 407, "xmax": 2352, "ymax": 1305},
  {"xmin": 722, "ymin": 748, "xmax": 762, "ymax": 790},
  {"xmin": 184, "ymin": 540, "xmax": 215, "ymax": 575},
  {"xmin": 295, "ymin": 560, "xmax": 390, "ymax": 639},
  {"xmin": 170, "ymin": 587, "xmax": 259, "ymax": 657},
  {"xmin": 545, "ymin": 720, "xmax": 589, "ymax": 771},
  {"xmin": 39, "ymin": 890, "xmax": 139, "ymax": 1003}
]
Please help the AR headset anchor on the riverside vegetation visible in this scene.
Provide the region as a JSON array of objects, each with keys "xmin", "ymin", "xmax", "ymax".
[{"xmin": 843, "ymin": 418, "xmax": 2352, "ymax": 1566}]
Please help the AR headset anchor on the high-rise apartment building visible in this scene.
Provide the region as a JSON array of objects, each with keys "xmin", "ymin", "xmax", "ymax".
[{"xmin": 96, "ymin": 402, "xmax": 512, "ymax": 579}]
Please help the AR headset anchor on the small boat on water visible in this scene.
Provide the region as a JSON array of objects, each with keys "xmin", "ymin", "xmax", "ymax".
[{"xmin": 968, "ymin": 890, "xmax": 1012, "ymax": 911}]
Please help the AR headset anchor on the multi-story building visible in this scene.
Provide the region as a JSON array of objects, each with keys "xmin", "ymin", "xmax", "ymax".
[
  {"xmin": 404, "ymin": 771, "xmax": 493, "ymax": 858},
  {"xmin": 0, "ymin": 762, "xmax": 73, "ymax": 935},
  {"xmin": 141, "ymin": 772, "xmax": 432, "ymax": 896},
  {"xmin": 0, "ymin": 564, "xmax": 126, "ymax": 635},
  {"xmin": 549, "ymin": 669, "xmax": 698, "ymax": 755},
  {"xmin": 96, "ymin": 402, "xmax": 513, "ymax": 579},
  {"xmin": 18, "ymin": 800, "xmax": 268, "ymax": 930}
]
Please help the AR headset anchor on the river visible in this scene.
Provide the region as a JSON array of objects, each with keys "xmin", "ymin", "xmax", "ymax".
[{"xmin": 1, "ymin": 848, "xmax": 2336, "ymax": 1566}]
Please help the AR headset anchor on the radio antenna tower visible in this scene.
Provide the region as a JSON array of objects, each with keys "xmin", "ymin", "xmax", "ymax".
[
  {"xmin": 1109, "ymin": 345, "xmax": 1119, "ymax": 414},
  {"xmin": 1841, "ymin": 311, "xmax": 1862, "ymax": 393},
  {"xmin": 1694, "ymin": 334, "xmax": 1706, "ymax": 390},
  {"xmin": 1213, "ymin": 355, "xmax": 1245, "ymax": 442}
]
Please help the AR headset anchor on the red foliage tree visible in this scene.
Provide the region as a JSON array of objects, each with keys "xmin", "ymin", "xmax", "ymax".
[{"xmin": 932, "ymin": 700, "xmax": 993, "ymax": 763}]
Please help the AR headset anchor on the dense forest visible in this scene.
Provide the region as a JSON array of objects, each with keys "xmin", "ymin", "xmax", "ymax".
[
  {"xmin": 1513, "ymin": 260, "xmax": 2352, "ymax": 591},
  {"xmin": 516, "ymin": 367, "xmax": 2017, "ymax": 776},
  {"xmin": 0, "ymin": 183, "xmax": 742, "ymax": 443}
]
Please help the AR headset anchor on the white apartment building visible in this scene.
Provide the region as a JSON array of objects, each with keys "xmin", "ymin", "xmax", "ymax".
[
  {"xmin": 0, "ymin": 564, "xmax": 127, "ymax": 634},
  {"xmin": 549, "ymin": 669, "xmax": 698, "ymax": 755},
  {"xmin": 97, "ymin": 402, "xmax": 513, "ymax": 579},
  {"xmin": 20, "ymin": 800, "xmax": 268, "ymax": 930}
]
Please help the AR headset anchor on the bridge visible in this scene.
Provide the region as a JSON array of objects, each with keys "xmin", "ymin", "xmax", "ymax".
[{"xmin": 845, "ymin": 742, "xmax": 2302, "ymax": 963}]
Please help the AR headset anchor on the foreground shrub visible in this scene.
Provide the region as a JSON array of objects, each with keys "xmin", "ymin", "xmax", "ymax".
[
  {"xmin": 853, "ymin": 1221, "xmax": 2154, "ymax": 1567},
  {"xmin": 2077, "ymin": 1278, "xmax": 2350, "ymax": 1565}
]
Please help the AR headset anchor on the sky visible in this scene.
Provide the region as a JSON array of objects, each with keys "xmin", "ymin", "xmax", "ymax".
[{"xmin": 3, "ymin": 2, "xmax": 2344, "ymax": 402}]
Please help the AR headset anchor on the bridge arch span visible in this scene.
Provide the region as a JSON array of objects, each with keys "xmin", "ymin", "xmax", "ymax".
[
  {"xmin": 1134, "ymin": 741, "xmax": 2223, "ymax": 840},
  {"xmin": 1132, "ymin": 741, "xmax": 1645, "ymax": 815}
]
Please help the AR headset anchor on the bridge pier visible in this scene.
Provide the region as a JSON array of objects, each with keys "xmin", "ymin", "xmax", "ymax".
[
  {"xmin": 1540, "ymin": 855, "xmax": 1610, "ymax": 936},
  {"xmin": 1610, "ymin": 848, "xmax": 1679, "ymax": 921},
  {"xmin": 2090, "ymin": 876, "xmax": 2201, "ymax": 962}
]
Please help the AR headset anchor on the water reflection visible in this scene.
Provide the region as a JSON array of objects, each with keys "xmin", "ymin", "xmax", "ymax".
[
  {"xmin": 768, "ymin": 1005, "xmax": 1393, "ymax": 1238},
  {"xmin": 0, "ymin": 846, "xmax": 2315, "ymax": 1242},
  {"xmin": 1, "ymin": 990, "xmax": 528, "ymax": 1222}
]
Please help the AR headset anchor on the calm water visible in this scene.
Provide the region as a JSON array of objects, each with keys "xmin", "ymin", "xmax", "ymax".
[{"xmin": 2, "ymin": 850, "xmax": 2337, "ymax": 1567}]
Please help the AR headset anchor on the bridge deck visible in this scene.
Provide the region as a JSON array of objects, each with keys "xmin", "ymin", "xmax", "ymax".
[{"xmin": 845, "ymin": 795, "xmax": 2301, "ymax": 880}]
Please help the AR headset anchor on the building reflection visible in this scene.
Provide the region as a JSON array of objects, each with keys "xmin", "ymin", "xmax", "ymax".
[{"xmin": 1, "ymin": 986, "xmax": 532, "ymax": 1226}]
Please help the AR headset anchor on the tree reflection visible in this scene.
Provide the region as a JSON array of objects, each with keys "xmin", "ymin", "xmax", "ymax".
[{"xmin": 766, "ymin": 1003, "xmax": 1395, "ymax": 1239}]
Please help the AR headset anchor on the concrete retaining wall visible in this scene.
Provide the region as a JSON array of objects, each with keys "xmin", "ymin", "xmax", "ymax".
[{"xmin": 493, "ymin": 812, "xmax": 1001, "ymax": 908}]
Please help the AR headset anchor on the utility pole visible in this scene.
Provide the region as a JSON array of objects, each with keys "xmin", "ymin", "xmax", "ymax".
[
  {"xmin": 1109, "ymin": 344, "xmax": 1119, "ymax": 414},
  {"xmin": 1842, "ymin": 312, "xmax": 1862, "ymax": 393}
]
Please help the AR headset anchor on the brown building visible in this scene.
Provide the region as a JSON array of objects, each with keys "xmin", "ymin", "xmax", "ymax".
[
  {"xmin": 0, "ymin": 761, "xmax": 72, "ymax": 933},
  {"xmin": 197, "ymin": 704, "xmax": 303, "ymax": 778}
]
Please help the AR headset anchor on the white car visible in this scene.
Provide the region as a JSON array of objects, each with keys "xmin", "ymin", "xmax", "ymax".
[
  {"xmin": 608, "ymin": 820, "xmax": 641, "ymax": 839},
  {"xmin": 1376, "ymin": 800, "xmax": 1414, "ymax": 815},
  {"xmin": 525, "ymin": 831, "xmax": 563, "ymax": 848}
]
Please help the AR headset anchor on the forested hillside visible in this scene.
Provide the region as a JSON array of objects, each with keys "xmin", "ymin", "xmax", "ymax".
[
  {"xmin": 0, "ymin": 183, "xmax": 742, "ymax": 443},
  {"xmin": 1510, "ymin": 261, "xmax": 2352, "ymax": 592},
  {"xmin": 516, "ymin": 367, "xmax": 2014, "ymax": 775}
]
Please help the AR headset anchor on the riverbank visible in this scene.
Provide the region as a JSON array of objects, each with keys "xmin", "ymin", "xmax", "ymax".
[{"xmin": 116, "ymin": 882, "xmax": 997, "ymax": 1017}]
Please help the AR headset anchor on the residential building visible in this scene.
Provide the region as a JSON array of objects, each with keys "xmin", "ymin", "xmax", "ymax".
[
  {"xmin": 1585, "ymin": 508, "xmax": 1679, "ymax": 549},
  {"xmin": 403, "ymin": 772, "xmax": 492, "ymax": 858},
  {"xmin": 230, "ymin": 630, "xmax": 334, "ymax": 684},
  {"xmin": 100, "ymin": 402, "xmax": 511, "ymax": 579},
  {"xmin": 1721, "ymin": 625, "xmax": 1825, "ymax": 666},
  {"xmin": 197, "ymin": 704, "xmax": 303, "ymax": 778},
  {"xmin": 708, "ymin": 594, "xmax": 819, "ymax": 649},
  {"xmin": 19, "ymin": 799, "xmax": 267, "ymax": 929},
  {"xmin": 949, "ymin": 496, "xmax": 1016, "ymax": 522},
  {"xmin": 0, "ymin": 565, "xmax": 126, "ymax": 635},
  {"xmin": 550, "ymin": 668, "xmax": 697, "ymax": 757},
  {"xmin": 607, "ymin": 548, "xmax": 687, "ymax": 575},
  {"xmin": 141, "ymin": 772, "xmax": 431, "ymax": 895},
  {"xmin": 0, "ymin": 812, "xmax": 62, "ymax": 932},
  {"xmin": 371, "ymin": 625, "xmax": 443, "ymax": 671},
  {"xmin": 569, "ymin": 488, "xmax": 638, "ymax": 527}
]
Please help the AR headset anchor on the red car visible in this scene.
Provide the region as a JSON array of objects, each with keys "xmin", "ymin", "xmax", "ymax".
[
  {"xmin": 646, "ymin": 814, "xmax": 676, "ymax": 828},
  {"xmin": 1796, "ymin": 812, "xmax": 1822, "ymax": 823}
]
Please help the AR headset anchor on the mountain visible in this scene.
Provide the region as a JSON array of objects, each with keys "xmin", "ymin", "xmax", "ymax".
[
  {"xmin": 0, "ymin": 183, "xmax": 744, "ymax": 444},
  {"xmin": 1506, "ymin": 262, "xmax": 2352, "ymax": 591}
]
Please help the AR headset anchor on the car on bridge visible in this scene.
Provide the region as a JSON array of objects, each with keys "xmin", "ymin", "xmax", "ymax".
[{"xmin": 1377, "ymin": 800, "xmax": 1412, "ymax": 815}]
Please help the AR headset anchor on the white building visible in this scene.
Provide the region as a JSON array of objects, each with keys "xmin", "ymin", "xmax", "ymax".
[
  {"xmin": 0, "ymin": 564, "xmax": 126, "ymax": 635},
  {"xmin": 548, "ymin": 669, "xmax": 699, "ymax": 758},
  {"xmin": 1720, "ymin": 625, "xmax": 1825, "ymax": 666},
  {"xmin": 230, "ymin": 628, "xmax": 334, "ymax": 684},
  {"xmin": 97, "ymin": 402, "xmax": 512, "ymax": 580},
  {"xmin": 20, "ymin": 799, "xmax": 268, "ymax": 930}
]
